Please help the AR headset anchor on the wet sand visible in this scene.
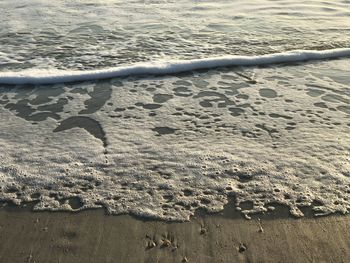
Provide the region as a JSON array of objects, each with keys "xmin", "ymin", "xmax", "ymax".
[{"xmin": 0, "ymin": 202, "xmax": 349, "ymax": 263}]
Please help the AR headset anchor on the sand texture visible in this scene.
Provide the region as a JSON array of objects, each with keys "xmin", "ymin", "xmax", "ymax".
[{"xmin": 0, "ymin": 204, "xmax": 349, "ymax": 263}]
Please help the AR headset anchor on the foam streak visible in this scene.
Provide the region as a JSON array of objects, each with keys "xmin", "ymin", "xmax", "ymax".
[{"xmin": 1, "ymin": 48, "xmax": 350, "ymax": 85}]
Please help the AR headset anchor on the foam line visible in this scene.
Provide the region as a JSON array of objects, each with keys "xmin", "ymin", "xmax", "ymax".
[{"xmin": 1, "ymin": 48, "xmax": 350, "ymax": 85}]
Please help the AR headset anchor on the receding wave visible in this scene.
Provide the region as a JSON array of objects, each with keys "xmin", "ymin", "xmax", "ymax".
[
  {"xmin": 1, "ymin": 48, "xmax": 350, "ymax": 85},
  {"xmin": 1, "ymin": 57, "xmax": 350, "ymax": 220}
]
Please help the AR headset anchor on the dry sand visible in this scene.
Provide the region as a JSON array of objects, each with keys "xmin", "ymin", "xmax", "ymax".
[{"xmin": 0, "ymin": 201, "xmax": 349, "ymax": 263}]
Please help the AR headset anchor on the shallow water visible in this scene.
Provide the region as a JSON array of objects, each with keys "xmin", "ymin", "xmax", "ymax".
[
  {"xmin": 1, "ymin": 0, "xmax": 350, "ymax": 71},
  {"xmin": 0, "ymin": 0, "xmax": 349, "ymax": 220}
]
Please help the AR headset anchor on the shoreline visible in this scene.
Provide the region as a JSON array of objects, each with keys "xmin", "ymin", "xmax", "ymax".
[{"xmin": 0, "ymin": 202, "xmax": 349, "ymax": 263}]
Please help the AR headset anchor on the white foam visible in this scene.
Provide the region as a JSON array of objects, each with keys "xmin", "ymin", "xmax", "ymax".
[
  {"xmin": 1, "ymin": 48, "xmax": 350, "ymax": 85},
  {"xmin": 1, "ymin": 58, "xmax": 350, "ymax": 221}
]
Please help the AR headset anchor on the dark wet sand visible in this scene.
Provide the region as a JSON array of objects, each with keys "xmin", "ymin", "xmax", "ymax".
[{"xmin": 0, "ymin": 203, "xmax": 349, "ymax": 263}]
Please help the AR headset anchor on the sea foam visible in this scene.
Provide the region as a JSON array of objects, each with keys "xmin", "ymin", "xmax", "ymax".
[
  {"xmin": 0, "ymin": 58, "xmax": 349, "ymax": 220},
  {"xmin": 0, "ymin": 48, "xmax": 350, "ymax": 85}
]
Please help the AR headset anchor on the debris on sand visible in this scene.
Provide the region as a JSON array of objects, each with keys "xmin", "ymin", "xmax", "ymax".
[
  {"xmin": 161, "ymin": 239, "xmax": 171, "ymax": 247},
  {"xmin": 238, "ymin": 243, "xmax": 247, "ymax": 253},
  {"xmin": 147, "ymin": 240, "xmax": 156, "ymax": 249}
]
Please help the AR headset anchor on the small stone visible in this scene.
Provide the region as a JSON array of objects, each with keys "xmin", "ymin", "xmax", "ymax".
[
  {"xmin": 148, "ymin": 240, "xmax": 156, "ymax": 249},
  {"xmin": 200, "ymin": 228, "xmax": 207, "ymax": 235},
  {"xmin": 238, "ymin": 243, "xmax": 247, "ymax": 253},
  {"xmin": 162, "ymin": 239, "xmax": 171, "ymax": 247}
]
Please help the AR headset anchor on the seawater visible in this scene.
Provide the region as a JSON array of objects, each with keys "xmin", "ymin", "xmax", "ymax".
[
  {"xmin": 0, "ymin": 0, "xmax": 349, "ymax": 220},
  {"xmin": 1, "ymin": 0, "xmax": 350, "ymax": 71}
]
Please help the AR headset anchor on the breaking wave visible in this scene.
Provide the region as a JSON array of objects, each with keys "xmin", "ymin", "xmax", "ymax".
[{"xmin": 1, "ymin": 48, "xmax": 350, "ymax": 85}]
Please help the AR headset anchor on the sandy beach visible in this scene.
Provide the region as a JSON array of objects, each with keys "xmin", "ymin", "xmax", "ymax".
[
  {"xmin": 1, "ymin": 1, "xmax": 350, "ymax": 263},
  {"xmin": 0, "ymin": 201, "xmax": 349, "ymax": 263}
]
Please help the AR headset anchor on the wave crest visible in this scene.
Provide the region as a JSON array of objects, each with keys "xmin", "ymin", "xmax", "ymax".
[{"xmin": 1, "ymin": 48, "xmax": 350, "ymax": 85}]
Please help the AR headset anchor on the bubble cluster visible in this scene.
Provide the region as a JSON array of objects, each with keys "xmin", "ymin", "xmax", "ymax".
[{"xmin": 0, "ymin": 59, "xmax": 349, "ymax": 220}]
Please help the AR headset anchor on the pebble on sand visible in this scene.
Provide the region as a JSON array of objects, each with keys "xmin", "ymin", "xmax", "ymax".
[
  {"xmin": 161, "ymin": 239, "xmax": 171, "ymax": 247},
  {"xmin": 147, "ymin": 240, "xmax": 156, "ymax": 249},
  {"xmin": 238, "ymin": 243, "xmax": 247, "ymax": 253}
]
